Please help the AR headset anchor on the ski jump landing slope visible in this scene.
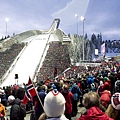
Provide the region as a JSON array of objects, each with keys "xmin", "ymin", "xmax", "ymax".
[
  {"xmin": 1, "ymin": 34, "xmax": 51, "ymax": 87},
  {"xmin": 0, "ymin": 18, "xmax": 67, "ymax": 87}
]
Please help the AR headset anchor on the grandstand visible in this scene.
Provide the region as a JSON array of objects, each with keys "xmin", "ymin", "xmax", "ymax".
[{"xmin": 0, "ymin": 19, "xmax": 71, "ymax": 87}]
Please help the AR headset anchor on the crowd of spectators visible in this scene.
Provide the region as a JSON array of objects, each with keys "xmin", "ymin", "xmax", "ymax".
[
  {"xmin": 1, "ymin": 40, "xmax": 120, "ymax": 119},
  {"xmin": 0, "ymin": 43, "xmax": 25, "ymax": 79},
  {"xmin": 0, "ymin": 60, "xmax": 120, "ymax": 119},
  {"xmin": 37, "ymin": 41, "xmax": 71, "ymax": 81}
]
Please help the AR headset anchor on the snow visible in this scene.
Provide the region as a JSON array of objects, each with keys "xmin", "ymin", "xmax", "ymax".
[{"xmin": 1, "ymin": 34, "xmax": 50, "ymax": 87}]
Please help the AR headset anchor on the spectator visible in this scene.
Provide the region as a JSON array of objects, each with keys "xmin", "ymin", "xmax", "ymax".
[
  {"xmin": 77, "ymin": 91, "xmax": 112, "ymax": 120},
  {"xmin": 106, "ymin": 93, "xmax": 120, "ymax": 120},
  {"xmin": 100, "ymin": 90, "xmax": 111, "ymax": 109},
  {"xmin": 114, "ymin": 79, "xmax": 120, "ymax": 93},
  {"xmin": 0, "ymin": 88, "xmax": 7, "ymax": 107},
  {"xmin": 87, "ymin": 74, "xmax": 94, "ymax": 87},
  {"xmin": 0, "ymin": 98, "xmax": 6, "ymax": 118},
  {"xmin": 8, "ymin": 95, "xmax": 26, "ymax": 120},
  {"xmin": 62, "ymin": 84, "xmax": 74, "ymax": 120},
  {"xmin": 16, "ymin": 85, "xmax": 25, "ymax": 100},
  {"xmin": 33, "ymin": 85, "xmax": 46, "ymax": 120},
  {"xmin": 96, "ymin": 80, "xmax": 103, "ymax": 96},
  {"xmin": 39, "ymin": 90, "xmax": 68, "ymax": 120},
  {"xmin": 69, "ymin": 81, "xmax": 81, "ymax": 117},
  {"xmin": 102, "ymin": 77, "xmax": 111, "ymax": 92}
]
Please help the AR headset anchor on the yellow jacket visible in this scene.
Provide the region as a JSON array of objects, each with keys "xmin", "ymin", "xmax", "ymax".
[{"xmin": 0, "ymin": 103, "xmax": 6, "ymax": 116}]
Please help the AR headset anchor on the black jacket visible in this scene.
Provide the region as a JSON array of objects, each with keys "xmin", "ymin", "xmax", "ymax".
[{"xmin": 10, "ymin": 98, "xmax": 24, "ymax": 120}]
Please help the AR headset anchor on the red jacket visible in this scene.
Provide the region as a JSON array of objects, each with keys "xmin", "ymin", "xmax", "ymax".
[
  {"xmin": 62, "ymin": 91, "xmax": 74, "ymax": 114},
  {"xmin": 77, "ymin": 106, "xmax": 113, "ymax": 120},
  {"xmin": 100, "ymin": 90, "xmax": 111, "ymax": 108},
  {"xmin": 102, "ymin": 80, "xmax": 111, "ymax": 91}
]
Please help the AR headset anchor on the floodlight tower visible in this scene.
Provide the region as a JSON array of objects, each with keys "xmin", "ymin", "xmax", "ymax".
[
  {"xmin": 81, "ymin": 16, "xmax": 85, "ymax": 61},
  {"xmin": 5, "ymin": 18, "xmax": 9, "ymax": 36}
]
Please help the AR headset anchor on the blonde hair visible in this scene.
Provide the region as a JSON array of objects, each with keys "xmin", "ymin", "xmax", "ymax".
[
  {"xmin": 82, "ymin": 91, "xmax": 100, "ymax": 109},
  {"xmin": 106, "ymin": 104, "xmax": 119, "ymax": 119},
  {"xmin": 38, "ymin": 113, "xmax": 47, "ymax": 120}
]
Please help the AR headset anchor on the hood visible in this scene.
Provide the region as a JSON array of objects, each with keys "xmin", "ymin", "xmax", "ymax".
[
  {"xmin": 101, "ymin": 90, "xmax": 111, "ymax": 95},
  {"xmin": 87, "ymin": 107, "xmax": 104, "ymax": 116},
  {"xmin": 88, "ymin": 76, "xmax": 94, "ymax": 79},
  {"xmin": 78, "ymin": 107, "xmax": 112, "ymax": 120},
  {"xmin": 13, "ymin": 98, "xmax": 21, "ymax": 105}
]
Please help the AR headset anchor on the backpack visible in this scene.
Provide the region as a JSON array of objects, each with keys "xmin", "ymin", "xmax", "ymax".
[
  {"xmin": 71, "ymin": 86, "xmax": 77, "ymax": 94},
  {"xmin": 20, "ymin": 103, "xmax": 26, "ymax": 118},
  {"xmin": 71, "ymin": 86, "xmax": 79, "ymax": 100}
]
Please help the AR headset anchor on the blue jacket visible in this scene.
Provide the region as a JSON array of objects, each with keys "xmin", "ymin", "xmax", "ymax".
[
  {"xmin": 70, "ymin": 83, "xmax": 81, "ymax": 101},
  {"xmin": 33, "ymin": 90, "xmax": 46, "ymax": 120},
  {"xmin": 87, "ymin": 76, "xmax": 94, "ymax": 86}
]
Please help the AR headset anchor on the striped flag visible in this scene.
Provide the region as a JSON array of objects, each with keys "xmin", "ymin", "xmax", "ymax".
[{"xmin": 22, "ymin": 77, "xmax": 37, "ymax": 105}]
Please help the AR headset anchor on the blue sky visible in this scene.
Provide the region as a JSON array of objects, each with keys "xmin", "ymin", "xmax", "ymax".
[{"xmin": 0, "ymin": 0, "xmax": 120, "ymax": 40}]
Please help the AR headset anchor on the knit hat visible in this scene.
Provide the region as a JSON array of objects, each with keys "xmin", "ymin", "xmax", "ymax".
[
  {"xmin": 44, "ymin": 90, "xmax": 66, "ymax": 117},
  {"xmin": 111, "ymin": 93, "xmax": 120, "ymax": 110},
  {"xmin": 8, "ymin": 95, "xmax": 15, "ymax": 102},
  {"xmin": 104, "ymin": 77, "xmax": 109, "ymax": 82}
]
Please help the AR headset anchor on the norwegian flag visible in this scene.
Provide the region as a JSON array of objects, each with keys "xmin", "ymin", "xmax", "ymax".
[{"xmin": 22, "ymin": 77, "xmax": 37, "ymax": 105}]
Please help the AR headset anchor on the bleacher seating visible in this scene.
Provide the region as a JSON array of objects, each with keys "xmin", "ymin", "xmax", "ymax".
[
  {"xmin": 37, "ymin": 41, "xmax": 71, "ymax": 81},
  {"xmin": 0, "ymin": 43, "xmax": 25, "ymax": 79},
  {"xmin": 0, "ymin": 41, "xmax": 71, "ymax": 83}
]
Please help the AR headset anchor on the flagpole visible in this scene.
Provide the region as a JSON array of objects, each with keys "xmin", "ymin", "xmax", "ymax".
[{"xmin": 30, "ymin": 77, "xmax": 44, "ymax": 110}]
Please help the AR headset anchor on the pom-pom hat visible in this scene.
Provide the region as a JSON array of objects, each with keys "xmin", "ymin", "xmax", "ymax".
[
  {"xmin": 111, "ymin": 93, "xmax": 120, "ymax": 110},
  {"xmin": 8, "ymin": 95, "xmax": 15, "ymax": 102},
  {"xmin": 44, "ymin": 90, "xmax": 66, "ymax": 117}
]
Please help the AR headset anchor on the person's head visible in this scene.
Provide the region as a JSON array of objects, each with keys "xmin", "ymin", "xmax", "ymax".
[
  {"xmin": 104, "ymin": 77, "xmax": 109, "ymax": 82},
  {"xmin": 44, "ymin": 90, "xmax": 66, "ymax": 118},
  {"xmin": 62, "ymin": 84, "xmax": 69, "ymax": 94},
  {"xmin": 8, "ymin": 95, "xmax": 15, "ymax": 104},
  {"xmin": 82, "ymin": 91, "xmax": 100, "ymax": 109},
  {"xmin": 100, "ymin": 80, "xmax": 103, "ymax": 86},
  {"xmin": 106, "ymin": 93, "xmax": 120, "ymax": 119},
  {"xmin": 111, "ymin": 92, "xmax": 120, "ymax": 110},
  {"xmin": 63, "ymin": 84, "xmax": 69, "ymax": 90},
  {"xmin": 115, "ymin": 80, "xmax": 120, "ymax": 93}
]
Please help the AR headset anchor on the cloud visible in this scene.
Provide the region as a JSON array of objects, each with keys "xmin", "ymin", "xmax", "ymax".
[
  {"xmin": 0, "ymin": 0, "xmax": 120, "ymax": 40},
  {"xmin": 52, "ymin": 0, "xmax": 90, "ymax": 26},
  {"xmin": 84, "ymin": 0, "xmax": 120, "ymax": 40},
  {"xmin": 102, "ymin": 30, "xmax": 120, "ymax": 40}
]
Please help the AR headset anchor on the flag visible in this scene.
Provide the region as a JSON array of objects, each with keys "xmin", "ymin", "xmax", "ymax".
[
  {"xmin": 22, "ymin": 90, "xmax": 31, "ymax": 105},
  {"xmin": 101, "ymin": 43, "xmax": 105, "ymax": 56},
  {"xmin": 22, "ymin": 77, "xmax": 37, "ymax": 105}
]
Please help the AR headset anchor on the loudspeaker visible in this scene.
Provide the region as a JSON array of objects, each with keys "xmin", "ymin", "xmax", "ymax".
[{"xmin": 15, "ymin": 74, "xmax": 18, "ymax": 79}]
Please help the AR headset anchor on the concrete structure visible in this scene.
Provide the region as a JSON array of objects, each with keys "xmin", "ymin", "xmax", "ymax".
[{"xmin": 0, "ymin": 19, "xmax": 71, "ymax": 86}]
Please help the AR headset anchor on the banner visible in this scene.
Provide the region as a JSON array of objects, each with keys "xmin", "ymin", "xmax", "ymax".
[{"xmin": 101, "ymin": 43, "xmax": 105, "ymax": 55}]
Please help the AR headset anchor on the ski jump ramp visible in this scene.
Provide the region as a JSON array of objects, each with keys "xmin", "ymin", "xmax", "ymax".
[{"xmin": 1, "ymin": 19, "xmax": 70, "ymax": 87}]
